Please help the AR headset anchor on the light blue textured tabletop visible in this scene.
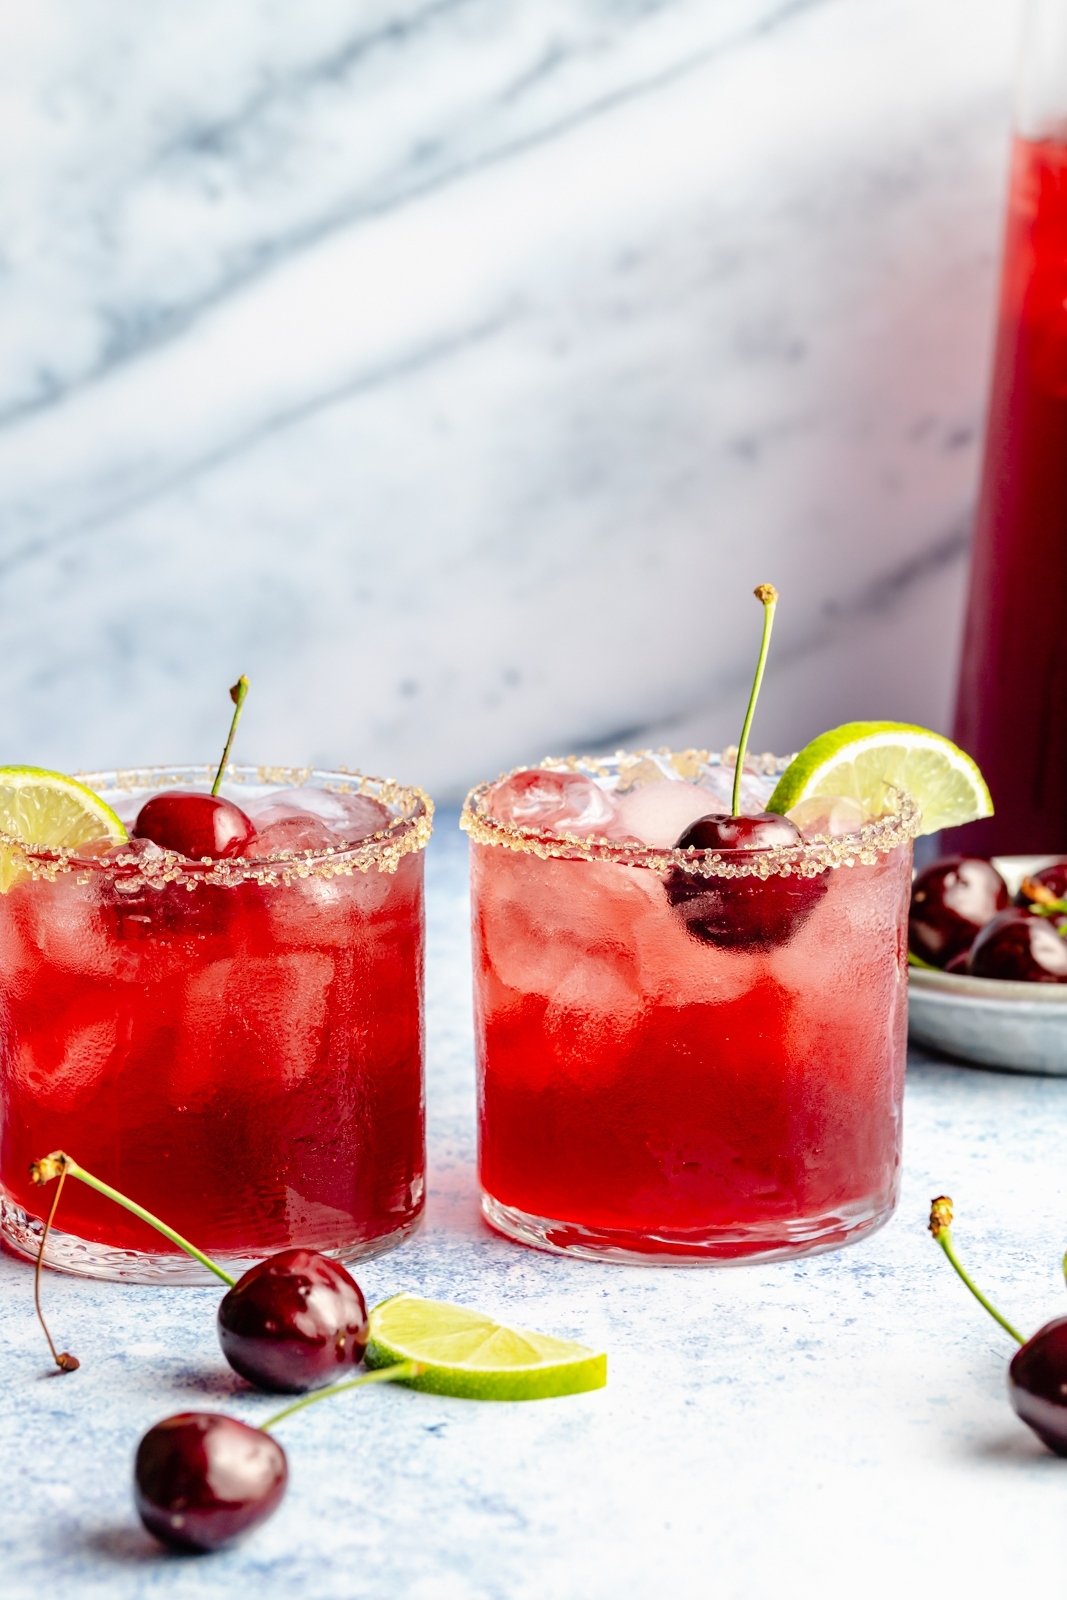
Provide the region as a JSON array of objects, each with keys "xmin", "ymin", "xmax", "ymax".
[{"xmin": 3, "ymin": 817, "xmax": 1066, "ymax": 1600}]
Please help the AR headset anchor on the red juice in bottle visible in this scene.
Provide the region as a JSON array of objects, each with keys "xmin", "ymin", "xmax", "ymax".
[
  {"xmin": 0, "ymin": 767, "xmax": 432, "ymax": 1281},
  {"xmin": 951, "ymin": 134, "xmax": 1067, "ymax": 854}
]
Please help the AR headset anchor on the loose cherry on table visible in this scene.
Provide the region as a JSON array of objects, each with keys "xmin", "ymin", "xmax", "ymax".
[
  {"xmin": 966, "ymin": 908, "xmax": 1067, "ymax": 983},
  {"xmin": 217, "ymin": 1248, "xmax": 370, "ymax": 1394},
  {"xmin": 135, "ymin": 1413, "xmax": 288, "ymax": 1553},
  {"xmin": 908, "ymin": 856, "xmax": 1011, "ymax": 969},
  {"xmin": 132, "ymin": 1359, "xmax": 416, "ymax": 1552},
  {"xmin": 29, "ymin": 1154, "xmax": 420, "ymax": 1554},
  {"xmin": 929, "ymin": 1197, "xmax": 1067, "ymax": 1456},
  {"xmin": 131, "ymin": 675, "xmax": 256, "ymax": 861},
  {"xmin": 30, "ymin": 1153, "xmax": 370, "ymax": 1395},
  {"xmin": 664, "ymin": 585, "xmax": 826, "ymax": 949}
]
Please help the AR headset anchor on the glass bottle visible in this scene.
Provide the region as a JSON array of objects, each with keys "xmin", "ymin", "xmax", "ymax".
[{"xmin": 950, "ymin": 0, "xmax": 1067, "ymax": 855}]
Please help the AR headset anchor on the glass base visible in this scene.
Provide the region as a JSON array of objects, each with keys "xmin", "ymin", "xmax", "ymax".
[
  {"xmin": 480, "ymin": 1191, "xmax": 895, "ymax": 1265},
  {"xmin": 0, "ymin": 1194, "xmax": 424, "ymax": 1285}
]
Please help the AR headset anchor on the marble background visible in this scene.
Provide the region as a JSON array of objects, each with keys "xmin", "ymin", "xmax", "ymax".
[{"xmin": 0, "ymin": 0, "xmax": 1022, "ymax": 800}]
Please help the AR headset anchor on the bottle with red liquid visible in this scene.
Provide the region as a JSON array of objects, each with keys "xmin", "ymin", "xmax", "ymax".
[{"xmin": 951, "ymin": 0, "xmax": 1067, "ymax": 855}]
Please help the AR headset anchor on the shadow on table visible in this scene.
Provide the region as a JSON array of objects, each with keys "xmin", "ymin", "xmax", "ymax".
[
  {"xmin": 964, "ymin": 1428, "xmax": 1064, "ymax": 1467},
  {"xmin": 157, "ymin": 1359, "xmax": 249, "ymax": 1400},
  {"xmin": 81, "ymin": 1526, "xmax": 168, "ymax": 1564}
]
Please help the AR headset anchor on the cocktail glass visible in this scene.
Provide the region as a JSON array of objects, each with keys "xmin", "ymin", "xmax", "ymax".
[
  {"xmin": 462, "ymin": 751, "xmax": 918, "ymax": 1264},
  {"xmin": 0, "ymin": 765, "xmax": 432, "ymax": 1282}
]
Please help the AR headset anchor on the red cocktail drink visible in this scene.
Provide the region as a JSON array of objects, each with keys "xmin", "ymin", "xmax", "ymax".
[
  {"xmin": 952, "ymin": 133, "xmax": 1067, "ymax": 854},
  {"xmin": 463, "ymin": 753, "xmax": 917, "ymax": 1262},
  {"xmin": 0, "ymin": 766, "xmax": 431, "ymax": 1281}
]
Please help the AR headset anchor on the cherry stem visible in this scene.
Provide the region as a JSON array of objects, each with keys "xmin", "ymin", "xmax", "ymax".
[
  {"xmin": 258, "ymin": 1361, "xmax": 423, "ymax": 1431},
  {"xmin": 731, "ymin": 584, "xmax": 778, "ymax": 816},
  {"xmin": 211, "ymin": 675, "xmax": 249, "ymax": 798},
  {"xmin": 928, "ymin": 1196, "xmax": 1025, "ymax": 1347},
  {"xmin": 30, "ymin": 1152, "xmax": 235, "ymax": 1287},
  {"xmin": 33, "ymin": 1165, "xmax": 79, "ymax": 1372}
]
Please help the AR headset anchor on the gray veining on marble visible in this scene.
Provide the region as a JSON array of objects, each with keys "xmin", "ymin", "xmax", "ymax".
[
  {"xmin": 2, "ymin": 818, "xmax": 1066, "ymax": 1599},
  {"xmin": 0, "ymin": 1, "xmax": 1023, "ymax": 798}
]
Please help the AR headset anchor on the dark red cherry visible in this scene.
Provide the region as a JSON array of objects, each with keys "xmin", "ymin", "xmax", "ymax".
[
  {"xmin": 967, "ymin": 909, "xmax": 1067, "ymax": 983},
  {"xmin": 1009, "ymin": 1318, "xmax": 1067, "ymax": 1456},
  {"xmin": 1016, "ymin": 860, "xmax": 1067, "ymax": 910},
  {"xmin": 133, "ymin": 791, "xmax": 255, "ymax": 861},
  {"xmin": 134, "ymin": 1412, "xmax": 287, "ymax": 1553},
  {"xmin": 677, "ymin": 813, "xmax": 801, "ymax": 854},
  {"xmin": 908, "ymin": 856, "xmax": 1010, "ymax": 969},
  {"xmin": 665, "ymin": 812, "xmax": 827, "ymax": 949},
  {"xmin": 217, "ymin": 1248, "xmax": 369, "ymax": 1394}
]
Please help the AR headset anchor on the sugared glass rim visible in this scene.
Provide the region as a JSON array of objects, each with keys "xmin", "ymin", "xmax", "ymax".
[
  {"xmin": 460, "ymin": 749, "xmax": 921, "ymax": 879},
  {"xmin": 0, "ymin": 764, "xmax": 433, "ymax": 887}
]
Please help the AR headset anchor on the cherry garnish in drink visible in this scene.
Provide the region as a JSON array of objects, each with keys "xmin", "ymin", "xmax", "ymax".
[
  {"xmin": 665, "ymin": 585, "xmax": 826, "ymax": 948},
  {"xmin": 132, "ymin": 791, "xmax": 255, "ymax": 861},
  {"xmin": 135, "ymin": 1412, "xmax": 288, "ymax": 1553},
  {"xmin": 667, "ymin": 811, "xmax": 825, "ymax": 948},
  {"xmin": 967, "ymin": 908, "xmax": 1067, "ymax": 983},
  {"xmin": 131, "ymin": 675, "xmax": 256, "ymax": 861},
  {"xmin": 908, "ymin": 856, "xmax": 1010, "ymax": 969},
  {"xmin": 218, "ymin": 1248, "xmax": 370, "ymax": 1394},
  {"xmin": 929, "ymin": 1196, "xmax": 1067, "ymax": 1456}
]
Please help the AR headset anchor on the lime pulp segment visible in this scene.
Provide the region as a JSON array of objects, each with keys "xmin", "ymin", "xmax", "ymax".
[
  {"xmin": 765, "ymin": 722, "xmax": 994, "ymax": 836},
  {"xmin": 365, "ymin": 1293, "xmax": 608, "ymax": 1401},
  {"xmin": 0, "ymin": 765, "xmax": 128, "ymax": 890}
]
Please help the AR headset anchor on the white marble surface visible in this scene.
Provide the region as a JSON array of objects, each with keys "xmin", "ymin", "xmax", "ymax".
[
  {"xmin": 0, "ymin": 0, "xmax": 1021, "ymax": 798},
  {"xmin": 3, "ymin": 818, "xmax": 1067, "ymax": 1599}
]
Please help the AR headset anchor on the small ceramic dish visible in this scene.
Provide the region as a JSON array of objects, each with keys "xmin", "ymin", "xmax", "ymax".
[{"xmin": 907, "ymin": 856, "xmax": 1067, "ymax": 1074}]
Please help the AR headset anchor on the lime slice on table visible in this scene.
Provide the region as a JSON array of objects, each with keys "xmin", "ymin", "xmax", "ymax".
[
  {"xmin": 765, "ymin": 722, "xmax": 993, "ymax": 836},
  {"xmin": 0, "ymin": 765, "xmax": 128, "ymax": 889},
  {"xmin": 365, "ymin": 1293, "xmax": 607, "ymax": 1401}
]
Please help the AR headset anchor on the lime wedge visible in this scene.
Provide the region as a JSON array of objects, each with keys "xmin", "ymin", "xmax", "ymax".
[
  {"xmin": 365, "ymin": 1293, "xmax": 607, "ymax": 1401},
  {"xmin": 766, "ymin": 722, "xmax": 993, "ymax": 836},
  {"xmin": 0, "ymin": 765, "xmax": 127, "ymax": 889}
]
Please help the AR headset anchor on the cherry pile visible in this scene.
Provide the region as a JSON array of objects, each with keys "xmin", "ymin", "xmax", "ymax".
[
  {"xmin": 929, "ymin": 1197, "xmax": 1067, "ymax": 1456},
  {"xmin": 909, "ymin": 857, "xmax": 1067, "ymax": 982},
  {"xmin": 30, "ymin": 1152, "xmax": 396, "ymax": 1554},
  {"xmin": 131, "ymin": 1245, "xmax": 396, "ymax": 1556}
]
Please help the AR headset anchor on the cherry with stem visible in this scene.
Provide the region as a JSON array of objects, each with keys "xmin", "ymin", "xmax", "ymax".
[
  {"xmin": 665, "ymin": 583, "xmax": 824, "ymax": 948},
  {"xmin": 136, "ymin": 1362, "xmax": 422, "ymax": 1553},
  {"xmin": 929, "ymin": 1195, "xmax": 1067, "ymax": 1456},
  {"xmin": 132, "ymin": 676, "xmax": 256, "ymax": 860},
  {"xmin": 211, "ymin": 675, "xmax": 249, "ymax": 797},
  {"xmin": 31, "ymin": 1151, "xmax": 369, "ymax": 1394},
  {"xmin": 33, "ymin": 1163, "xmax": 79, "ymax": 1372}
]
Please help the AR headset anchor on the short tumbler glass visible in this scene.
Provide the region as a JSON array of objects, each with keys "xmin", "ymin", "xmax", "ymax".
[
  {"xmin": 0, "ymin": 765, "xmax": 432, "ymax": 1282},
  {"xmin": 462, "ymin": 752, "xmax": 918, "ymax": 1264}
]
